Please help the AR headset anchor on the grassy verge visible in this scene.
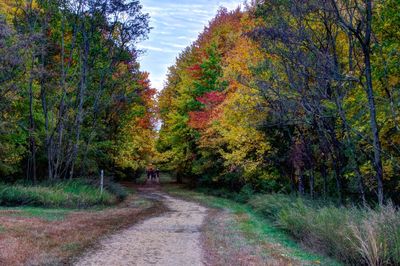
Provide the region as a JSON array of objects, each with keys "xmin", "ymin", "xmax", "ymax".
[
  {"xmin": 164, "ymin": 184, "xmax": 340, "ymax": 266},
  {"xmin": 248, "ymin": 194, "xmax": 400, "ymax": 265},
  {"xmin": 0, "ymin": 188, "xmax": 165, "ymax": 265},
  {"xmin": 0, "ymin": 179, "xmax": 127, "ymax": 208},
  {"xmin": 164, "ymin": 177, "xmax": 400, "ymax": 266},
  {"xmin": 0, "ymin": 206, "xmax": 72, "ymax": 221}
]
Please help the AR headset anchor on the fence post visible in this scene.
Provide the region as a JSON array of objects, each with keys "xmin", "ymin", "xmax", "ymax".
[{"xmin": 100, "ymin": 170, "xmax": 104, "ymax": 194}]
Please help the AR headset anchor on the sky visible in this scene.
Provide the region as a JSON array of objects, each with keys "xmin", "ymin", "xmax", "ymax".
[{"xmin": 138, "ymin": 0, "xmax": 244, "ymax": 91}]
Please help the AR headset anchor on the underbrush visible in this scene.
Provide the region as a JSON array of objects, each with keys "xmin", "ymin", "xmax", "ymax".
[
  {"xmin": 248, "ymin": 194, "xmax": 400, "ymax": 265},
  {"xmin": 193, "ymin": 185, "xmax": 400, "ymax": 265},
  {"xmin": 0, "ymin": 179, "xmax": 126, "ymax": 208}
]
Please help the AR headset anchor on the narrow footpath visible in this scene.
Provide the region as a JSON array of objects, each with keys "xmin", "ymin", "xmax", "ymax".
[{"xmin": 74, "ymin": 186, "xmax": 208, "ymax": 266}]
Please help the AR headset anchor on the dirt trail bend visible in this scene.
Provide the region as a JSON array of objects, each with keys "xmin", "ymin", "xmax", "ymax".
[{"xmin": 75, "ymin": 192, "xmax": 208, "ymax": 266}]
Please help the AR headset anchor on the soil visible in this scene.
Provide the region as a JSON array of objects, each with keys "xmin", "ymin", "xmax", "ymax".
[{"xmin": 74, "ymin": 183, "xmax": 208, "ymax": 266}]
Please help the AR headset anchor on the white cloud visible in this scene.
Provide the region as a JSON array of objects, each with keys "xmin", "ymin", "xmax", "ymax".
[{"xmin": 138, "ymin": 0, "xmax": 244, "ymax": 91}]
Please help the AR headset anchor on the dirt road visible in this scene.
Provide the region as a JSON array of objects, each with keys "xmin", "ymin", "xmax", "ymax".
[{"xmin": 74, "ymin": 190, "xmax": 208, "ymax": 266}]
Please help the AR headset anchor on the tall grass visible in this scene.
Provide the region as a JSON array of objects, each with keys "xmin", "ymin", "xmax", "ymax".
[
  {"xmin": 0, "ymin": 180, "xmax": 120, "ymax": 208},
  {"xmin": 248, "ymin": 194, "xmax": 400, "ymax": 265}
]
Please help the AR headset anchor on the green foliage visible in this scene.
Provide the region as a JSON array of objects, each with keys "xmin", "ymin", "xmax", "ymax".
[
  {"xmin": 158, "ymin": 0, "xmax": 400, "ymax": 206},
  {"xmin": 0, "ymin": 0, "xmax": 153, "ymax": 182},
  {"xmin": 104, "ymin": 181, "xmax": 129, "ymax": 201}
]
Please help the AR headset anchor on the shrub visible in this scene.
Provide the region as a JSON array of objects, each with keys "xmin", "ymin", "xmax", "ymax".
[
  {"xmin": 249, "ymin": 193, "xmax": 299, "ymax": 220},
  {"xmin": 233, "ymin": 184, "xmax": 255, "ymax": 203},
  {"xmin": 104, "ymin": 181, "xmax": 129, "ymax": 201}
]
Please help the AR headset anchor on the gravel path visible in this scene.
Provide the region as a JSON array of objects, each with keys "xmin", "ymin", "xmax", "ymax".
[{"xmin": 75, "ymin": 192, "xmax": 208, "ymax": 266}]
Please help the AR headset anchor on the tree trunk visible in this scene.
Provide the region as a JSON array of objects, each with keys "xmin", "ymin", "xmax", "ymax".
[
  {"xmin": 28, "ymin": 55, "xmax": 37, "ymax": 185},
  {"xmin": 69, "ymin": 23, "xmax": 89, "ymax": 179},
  {"xmin": 321, "ymin": 164, "xmax": 328, "ymax": 199},
  {"xmin": 309, "ymin": 170, "xmax": 315, "ymax": 199},
  {"xmin": 298, "ymin": 171, "xmax": 305, "ymax": 195},
  {"xmin": 363, "ymin": 0, "xmax": 384, "ymax": 205}
]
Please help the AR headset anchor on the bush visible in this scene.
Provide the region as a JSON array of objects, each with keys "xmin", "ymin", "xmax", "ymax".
[
  {"xmin": 233, "ymin": 184, "xmax": 255, "ymax": 203},
  {"xmin": 249, "ymin": 193, "xmax": 299, "ymax": 220},
  {"xmin": 0, "ymin": 180, "xmax": 119, "ymax": 208},
  {"xmin": 104, "ymin": 181, "xmax": 129, "ymax": 201},
  {"xmin": 247, "ymin": 194, "xmax": 400, "ymax": 265}
]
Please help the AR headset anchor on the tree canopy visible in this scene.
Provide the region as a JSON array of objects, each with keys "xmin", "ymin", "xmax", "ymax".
[
  {"xmin": 0, "ymin": 0, "xmax": 155, "ymax": 181},
  {"xmin": 157, "ymin": 1, "xmax": 400, "ymax": 205}
]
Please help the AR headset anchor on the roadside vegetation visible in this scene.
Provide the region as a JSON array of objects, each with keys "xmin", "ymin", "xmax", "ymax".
[
  {"xmin": 249, "ymin": 194, "xmax": 400, "ymax": 265},
  {"xmin": 164, "ymin": 183, "xmax": 340, "ymax": 266},
  {"xmin": 163, "ymin": 178, "xmax": 400, "ymax": 265},
  {"xmin": 0, "ymin": 180, "xmax": 127, "ymax": 208},
  {"xmin": 0, "ymin": 183, "xmax": 163, "ymax": 265}
]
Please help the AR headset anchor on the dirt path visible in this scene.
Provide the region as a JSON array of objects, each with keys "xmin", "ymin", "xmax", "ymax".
[{"xmin": 74, "ymin": 190, "xmax": 208, "ymax": 266}]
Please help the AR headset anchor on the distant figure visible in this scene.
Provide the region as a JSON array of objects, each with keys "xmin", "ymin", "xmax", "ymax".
[
  {"xmin": 155, "ymin": 168, "xmax": 160, "ymax": 180},
  {"xmin": 146, "ymin": 167, "xmax": 154, "ymax": 180}
]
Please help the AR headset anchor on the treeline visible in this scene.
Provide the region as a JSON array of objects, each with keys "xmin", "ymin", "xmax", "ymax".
[
  {"xmin": 0, "ymin": 0, "xmax": 156, "ymax": 182},
  {"xmin": 157, "ymin": 0, "xmax": 400, "ymax": 205}
]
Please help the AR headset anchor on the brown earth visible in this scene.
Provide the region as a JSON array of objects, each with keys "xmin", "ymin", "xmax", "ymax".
[
  {"xmin": 74, "ymin": 187, "xmax": 208, "ymax": 266},
  {"xmin": 0, "ymin": 191, "xmax": 165, "ymax": 266}
]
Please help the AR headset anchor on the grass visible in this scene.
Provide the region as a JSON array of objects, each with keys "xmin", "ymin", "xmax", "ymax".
[
  {"xmin": 0, "ymin": 189, "xmax": 165, "ymax": 265},
  {"xmin": 249, "ymin": 194, "xmax": 400, "ymax": 265},
  {"xmin": 0, "ymin": 206, "xmax": 73, "ymax": 221},
  {"xmin": 0, "ymin": 179, "xmax": 121, "ymax": 208},
  {"xmin": 166, "ymin": 177, "xmax": 400, "ymax": 266},
  {"xmin": 164, "ymin": 184, "xmax": 340, "ymax": 265}
]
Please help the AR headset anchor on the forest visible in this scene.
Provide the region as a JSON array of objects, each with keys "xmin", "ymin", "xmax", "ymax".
[
  {"xmin": 158, "ymin": 0, "xmax": 400, "ymax": 206},
  {"xmin": 0, "ymin": 0, "xmax": 156, "ymax": 182},
  {"xmin": 1, "ymin": 0, "xmax": 400, "ymax": 265}
]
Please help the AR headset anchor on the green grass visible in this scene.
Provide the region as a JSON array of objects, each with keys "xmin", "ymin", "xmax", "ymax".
[
  {"xmin": 0, "ymin": 206, "xmax": 73, "ymax": 221},
  {"xmin": 249, "ymin": 194, "xmax": 400, "ymax": 265},
  {"xmin": 164, "ymin": 185, "xmax": 340, "ymax": 265},
  {"xmin": 0, "ymin": 180, "xmax": 120, "ymax": 209},
  {"xmin": 165, "ymin": 182, "xmax": 400, "ymax": 265}
]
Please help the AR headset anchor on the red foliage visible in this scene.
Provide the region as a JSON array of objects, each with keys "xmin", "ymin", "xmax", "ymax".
[
  {"xmin": 137, "ymin": 72, "xmax": 157, "ymax": 129},
  {"xmin": 187, "ymin": 64, "xmax": 202, "ymax": 79},
  {"xmin": 189, "ymin": 111, "xmax": 210, "ymax": 129},
  {"xmin": 188, "ymin": 91, "xmax": 226, "ymax": 129},
  {"xmin": 197, "ymin": 91, "xmax": 225, "ymax": 108}
]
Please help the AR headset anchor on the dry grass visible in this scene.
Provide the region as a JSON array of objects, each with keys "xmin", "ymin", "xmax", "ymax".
[
  {"xmin": 200, "ymin": 207, "xmax": 312, "ymax": 265},
  {"xmin": 248, "ymin": 194, "xmax": 400, "ymax": 265},
  {"xmin": 166, "ymin": 185, "xmax": 339, "ymax": 266},
  {"xmin": 0, "ymin": 194, "xmax": 166, "ymax": 265},
  {"xmin": 350, "ymin": 204, "xmax": 400, "ymax": 266},
  {"xmin": 202, "ymin": 210, "xmax": 273, "ymax": 266}
]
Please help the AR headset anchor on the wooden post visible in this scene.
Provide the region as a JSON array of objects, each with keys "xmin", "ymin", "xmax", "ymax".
[{"xmin": 100, "ymin": 170, "xmax": 104, "ymax": 194}]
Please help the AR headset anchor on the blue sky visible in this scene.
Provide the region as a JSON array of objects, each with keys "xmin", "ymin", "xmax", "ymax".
[{"xmin": 138, "ymin": 0, "xmax": 244, "ymax": 91}]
